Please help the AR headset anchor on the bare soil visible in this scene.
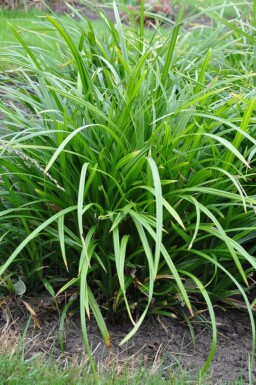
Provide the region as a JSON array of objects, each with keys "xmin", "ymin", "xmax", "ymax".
[{"xmin": 0, "ymin": 294, "xmax": 255, "ymax": 384}]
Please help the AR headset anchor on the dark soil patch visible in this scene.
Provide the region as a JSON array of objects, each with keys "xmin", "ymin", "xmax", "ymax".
[{"xmin": 0, "ymin": 295, "xmax": 255, "ymax": 384}]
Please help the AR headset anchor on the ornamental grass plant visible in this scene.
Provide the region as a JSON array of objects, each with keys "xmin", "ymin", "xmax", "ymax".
[{"xmin": 0, "ymin": 0, "xmax": 256, "ymax": 379}]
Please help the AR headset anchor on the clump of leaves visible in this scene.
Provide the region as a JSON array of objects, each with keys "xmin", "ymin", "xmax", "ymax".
[{"xmin": 0, "ymin": 0, "xmax": 256, "ymax": 380}]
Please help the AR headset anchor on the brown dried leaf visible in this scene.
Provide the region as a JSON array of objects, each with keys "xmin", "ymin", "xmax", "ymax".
[{"xmin": 22, "ymin": 300, "xmax": 41, "ymax": 329}]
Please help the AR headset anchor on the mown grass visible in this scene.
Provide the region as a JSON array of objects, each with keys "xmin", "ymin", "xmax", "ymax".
[
  {"xmin": 0, "ymin": 350, "xmax": 251, "ymax": 385},
  {"xmin": 0, "ymin": 8, "xmax": 105, "ymax": 51},
  {"xmin": 0, "ymin": 353, "xmax": 168, "ymax": 385},
  {"xmin": 0, "ymin": 0, "xmax": 256, "ymax": 382},
  {"xmin": 0, "ymin": 354, "xmax": 166, "ymax": 385},
  {"xmin": 0, "ymin": 9, "xmax": 60, "ymax": 49}
]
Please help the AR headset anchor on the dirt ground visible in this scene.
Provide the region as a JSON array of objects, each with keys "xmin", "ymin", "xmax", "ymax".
[{"xmin": 0, "ymin": 294, "xmax": 255, "ymax": 385}]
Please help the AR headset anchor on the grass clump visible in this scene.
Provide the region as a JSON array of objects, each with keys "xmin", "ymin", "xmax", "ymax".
[{"xmin": 0, "ymin": 0, "xmax": 256, "ymax": 378}]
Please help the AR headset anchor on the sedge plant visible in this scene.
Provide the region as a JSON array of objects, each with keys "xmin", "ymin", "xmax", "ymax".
[{"xmin": 0, "ymin": 0, "xmax": 256, "ymax": 381}]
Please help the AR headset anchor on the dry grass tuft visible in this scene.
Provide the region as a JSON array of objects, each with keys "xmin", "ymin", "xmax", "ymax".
[{"xmin": 0, "ymin": 323, "xmax": 20, "ymax": 355}]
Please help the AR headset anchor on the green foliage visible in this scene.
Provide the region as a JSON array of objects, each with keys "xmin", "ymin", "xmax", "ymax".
[{"xmin": 0, "ymin": 0, "xmax": 256, "ymax": 378}]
